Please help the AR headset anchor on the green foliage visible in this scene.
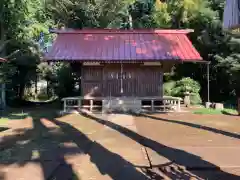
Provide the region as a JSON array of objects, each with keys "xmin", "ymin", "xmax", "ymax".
[
  {"xmin": 174, "ymin": 77, "xmax": 201, "ymax": 95},
  {"xmin": 190, "ymin": 93, "xmax": 202, "ymax": 105},
  {"xmin": 163, "ymin": 77, "xmax": 202, "ymax": 104},
  {"xmin": 52, "ymin": 63, "xmax": 75, "ymax": 98},
  {"xmin": 163, "ymin": 81, "xmax": 176, "ymax": 96},
  {"xmin": 193, "ymin": 108, "xmax": 238, "ymax": 115},
  {"xmin": 0, "ymin": 0, "xmax": 239, "ymax": 107}
]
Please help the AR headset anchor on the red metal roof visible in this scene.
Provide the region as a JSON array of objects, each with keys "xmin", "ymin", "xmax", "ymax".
[
  {"xmin": 45, "ymin": 29, "xmax": 203, "ymax": 62},
  {"xmin": 0, "ymin": 58, "xmax": 6, "ymax": 62}
]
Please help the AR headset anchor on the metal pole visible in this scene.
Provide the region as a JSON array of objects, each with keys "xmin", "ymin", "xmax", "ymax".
[{"xmin": 207, "ymin": 63, "xmax": 210, "ymax": 102}]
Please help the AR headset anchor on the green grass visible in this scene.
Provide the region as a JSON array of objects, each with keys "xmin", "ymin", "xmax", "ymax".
[
  {"xmin": 0, "ymin": 117, "xmax": 8, "ymax": 126},
  {"xmin": 193, "ymin": 108, "xmax": 238, "ymax": 115},
  {"xmin": 0, "ymin": 111, "xmax": 29, "ymax": 126}
]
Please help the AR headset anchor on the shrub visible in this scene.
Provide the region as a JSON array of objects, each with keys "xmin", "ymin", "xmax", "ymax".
[
  {"xmin": 163, "ymin": 81, "xmax": 176, "ymax": 96},
  {"xmin": 173, "ymin": 77, "xmax": 201, "ymax": 96},
  {"xmin": 190, "ymin": 93, "xmax": 202, "ymax": 105},
  {"xmin": 163, "ymin": 77, "xmax": 202, "ymax": 105}
]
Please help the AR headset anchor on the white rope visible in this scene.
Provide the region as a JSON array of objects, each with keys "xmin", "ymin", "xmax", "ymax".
[{"xmin": 120, "ymin": 62, "xmax": 123, "ymax": 94}]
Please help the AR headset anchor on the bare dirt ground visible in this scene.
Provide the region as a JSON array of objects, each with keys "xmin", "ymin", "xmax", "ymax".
[
  {"xmin": 0, "ymin": 107, "xmax": 239, "ymax": 180},
  {"xmin": 135, "ymin": 112, "xmax": 240, "ymax": 179}
]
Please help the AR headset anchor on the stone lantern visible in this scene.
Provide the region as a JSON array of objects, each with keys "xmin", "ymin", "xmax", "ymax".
[
  {"xmin": 183, "ymin": 91, "xmax": 191, "ymax": 107},
  {"xmin": 183, "ymin": 86, "xmax": 191, "ymax": 107}
]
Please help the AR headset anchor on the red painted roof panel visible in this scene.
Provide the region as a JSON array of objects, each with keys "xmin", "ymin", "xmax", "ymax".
[
  {"xmin": 0, "ymin": 58, "xmax": 6, "ymax": 62},
  {"xmin": 45, "ymin": 29, "xmax": 203, "ymax": 62}
]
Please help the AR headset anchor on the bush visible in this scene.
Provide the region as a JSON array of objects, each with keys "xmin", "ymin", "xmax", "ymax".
[
  {"xmin": 163, "ymin": 81, "xmax": 176, "ymax": 96},
  {"xmin": 190, "ymin": 93, "xmax": 202, "ymax": 105},
  {"xmin": 173, "ymin": 77, "xmax": 201, "ymax": 96},
  {"xmin": 163, "ymin": 77, "xmax": 202, "ymax": 105}
]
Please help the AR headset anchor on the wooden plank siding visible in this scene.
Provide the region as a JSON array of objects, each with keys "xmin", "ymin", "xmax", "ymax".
[
  {"xmin": 82, "ymin": 66, "xmax": 103, "ymax": 97},
  {"xmin": 82, "ymin": 64, "xmax": 163, "ymax": 97}
]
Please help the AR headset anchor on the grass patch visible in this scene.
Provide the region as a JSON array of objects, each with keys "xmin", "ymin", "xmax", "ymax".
[
  {"xmin": 0, "ymin": 110, "xmax": 29, "ymax": 126},
  {"xmin": 0, "ymin": 112, "xmax": 29, "ymax": 121},
  {"xmin": 0, "ymin": 118, "xmax": 8, "ymax": 126},
  {"xmin": 193, "ymin": 108, "xmax": 238, "ymax": 115}
]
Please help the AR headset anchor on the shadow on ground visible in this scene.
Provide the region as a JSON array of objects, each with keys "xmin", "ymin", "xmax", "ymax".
[
  {"xmin": 0, "ymin": 104, "xmax": 239, "ymax": 180},
  {"xmin": 0, "ymin": 127, "xmax": 9, "ymax": 133},
  {"xmin": 221, "ymin": 110, "xmax": 239, "ymax": 116},
  {"xmin": 141, "ymin": 114, "xmax": 240, "ymax": 140},
  {"xmin": 0, "ymin": 105, "xmax": 148, "ymax": 180},
  {"xmin": 0, "ymin": 104, "xmax": 77, "ymax": 180},
  {"xmin": 81, "ymin": 112, "xmax": 240, "ymax": 180}
]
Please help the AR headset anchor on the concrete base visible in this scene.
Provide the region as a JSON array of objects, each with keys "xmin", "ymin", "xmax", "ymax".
[
  {"xmin": 102, "ymin": 98, "xmax": 141, "ymax": 113},
  {"xmin": 205, "ymin": 102, "xmax": 212, "ymax": 108}
]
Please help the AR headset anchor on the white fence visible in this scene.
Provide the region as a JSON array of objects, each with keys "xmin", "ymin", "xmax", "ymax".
[{"xmin": 62, "ymin": 96, "xmax": 182, "ymax": 113}]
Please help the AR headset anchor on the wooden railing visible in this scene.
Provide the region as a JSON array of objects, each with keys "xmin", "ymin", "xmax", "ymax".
[{"xmin": 62, "ymin": 96, "xmax": 182, "ymax": 113}]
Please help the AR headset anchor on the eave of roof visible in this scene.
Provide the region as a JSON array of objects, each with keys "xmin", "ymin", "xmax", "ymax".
[{"xmin": 0, "ymin": 58, "xmax": 7, "ymax": 62}]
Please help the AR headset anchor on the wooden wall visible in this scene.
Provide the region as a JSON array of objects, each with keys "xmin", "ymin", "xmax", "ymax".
[{"xmin": 81, "ymin": 63, "xmax": 164, "ymax": 97}]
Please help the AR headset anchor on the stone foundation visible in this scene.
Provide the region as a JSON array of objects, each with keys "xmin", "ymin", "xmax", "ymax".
[{"xmin": 102, "ymin": 98, "xmax": 141, "ymax": 113}]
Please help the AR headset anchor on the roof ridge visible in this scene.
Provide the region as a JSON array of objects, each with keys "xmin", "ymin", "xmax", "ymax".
[{"xmin": 50, "ymin": 29, "xmax": 194, "ymax": 34}]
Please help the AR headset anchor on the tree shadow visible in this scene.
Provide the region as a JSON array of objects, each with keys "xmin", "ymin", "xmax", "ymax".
[
  {"xmin": 0, "ymin": 172, "xmax": 4, "ymax": 180},
  {"xmin": 0, "ymin": 105, "xmax": 152, "ymax": 180},
  {"xmin": 49, "ymin": 118, "xmax": 149, "ymax": 180},
  {"xmin": 81, "ymin": 112, "xmax": 240, "ymax": 180},
  {"xmin": 141, "ymin": 114, "xmax": 240, "ymax": 140},
  {"xmin": 0, "ymin": 107, "xmax": 77, "ymax": 180},
  {"xmin": 0, "ymin": 127, "xmax": 9, "ymax": 132},
  {"xmin": 221, "ymin": 110, "xmax": 239, "ymax": 116}
]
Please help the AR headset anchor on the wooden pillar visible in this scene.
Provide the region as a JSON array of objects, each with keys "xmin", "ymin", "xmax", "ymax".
[
  {"xmin": 71, "ymin": 62, "xmax": 82, "ymax": 95},
  {"xmin": 90, "ymin": 99, "xmax": 93, "ymax": 112},
  {"xmin": 63, "ymin": 99, "xmax": 67, "ymax": 112},
  {"xmin": 151, "ymin": 99, "xmax": 154, "ymax": 112}
]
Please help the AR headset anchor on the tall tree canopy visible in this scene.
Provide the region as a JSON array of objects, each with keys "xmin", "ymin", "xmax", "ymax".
[{"xmin": 0, "ymin": 0, "xmax": 239, "ymax": 105}]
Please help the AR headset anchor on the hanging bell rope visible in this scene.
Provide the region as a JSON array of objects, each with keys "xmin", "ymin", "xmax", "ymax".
[
  {"xmin": 120, "ymin": 61, "xmax": 123, "ymax": 94},
  {"xmin": 223, "ymin": 0, "xmax": 240, "ymax": 30}
]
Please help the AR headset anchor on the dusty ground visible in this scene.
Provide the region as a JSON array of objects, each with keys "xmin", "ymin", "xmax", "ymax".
[
  {"xmin": 135, "ymin": 113, "xmax": 240, "ymax": 179},
  {"xmin": 0, "ymin": 108, "xmax": 240, "ymax": 180}
]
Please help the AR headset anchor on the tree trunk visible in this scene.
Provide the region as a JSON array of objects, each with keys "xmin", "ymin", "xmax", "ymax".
[
  {"xmin": 236, "ymin": 87, "xmax": 240, "ymax": 115},
  {"xmin": 237, "ymin": 97, "xmax": 240, "ymax": 115},
  {"xmin": 47, "ymin": 80, "xmax": 49, "ymax": 98},
  {"xmin": 19, "ymin": 82, "xmax": 25, "ymax": 100},
  {"xmin": 0, "ymin": 23, "xmax": 6, "ymax": 57}
]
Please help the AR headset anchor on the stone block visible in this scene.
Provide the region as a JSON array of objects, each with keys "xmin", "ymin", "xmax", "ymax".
[
  {"xmin": 102, "ymin": 98, "xmax": 141, "ymax": 113},
  {"xmin": 205, "ymin": 102, "xmax": 212, "ymax": 108},
  {"xmin": 214, "ymin": 103, "xmax": 224, "ymax": 110}
]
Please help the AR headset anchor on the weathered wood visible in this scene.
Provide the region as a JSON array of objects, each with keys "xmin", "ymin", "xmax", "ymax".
[
  {"xmin": 63, "ymin": 99, "xmax": 67, "ymax": 112},
  {"xmin": 81, "ymin": 64, "xmax": 163, "ymax": 98},
  {"xmin": 151, "ymin": 100, "xmax": 154, "ymax": 112},
  {"xmin": 62, "ymin": 96, "xmax": 182, "ymax": 101},
  {"xmin": 90, "ymin": 99, "xmax": 93, "ymax": 112}
]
